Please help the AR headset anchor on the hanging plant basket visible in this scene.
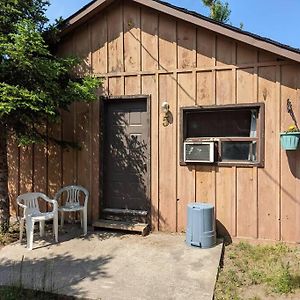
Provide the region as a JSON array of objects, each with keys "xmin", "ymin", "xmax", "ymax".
[{"xmin": 280, "ymin": 132, "xmax": 300, "ymax": 150}]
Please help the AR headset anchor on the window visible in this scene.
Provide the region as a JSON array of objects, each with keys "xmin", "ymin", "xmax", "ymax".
[{"xmin": 180, "ymin": 103, "xmax": 265, "ymax": 167}]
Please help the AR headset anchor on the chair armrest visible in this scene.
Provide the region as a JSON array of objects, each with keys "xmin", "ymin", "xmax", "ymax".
[
  {"xmin": 44, "ymin": 198, "xmax": 58, "ymax": 212},
  {"xmin": 17, "ymin": 202, "xmax": 27, "ymax": 209},
  {"xmin": 83, "ymin": 194, "xmax": 89, "ymax": 208}
]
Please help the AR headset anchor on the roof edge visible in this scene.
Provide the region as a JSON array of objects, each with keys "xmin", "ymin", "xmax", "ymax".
[{"xmin": 60, "ymin": 0, "xmax": 300, "ymax": 64}]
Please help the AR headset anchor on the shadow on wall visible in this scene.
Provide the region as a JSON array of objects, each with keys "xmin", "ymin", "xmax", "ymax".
[
  {"xmin": 7, "ymin": 121, "xmax": 63, "ymax": 219},
  {"xmin": 103, "ymin": 102, "xmax": 148, "ymax": 211},
  {"xmin": 10, "ymin": 1, "xmax": 300, "ymax": 237},
  {"xmin": 216, "ymin": 220, "xmax": 232, "ymax": 245},
  {"xmin": 101, "ymin": 100, "xmax": 167, "ymax": 228},
  {"xmin": 286, "ymin": 151, "xmax": 300, "ymax": 179}
]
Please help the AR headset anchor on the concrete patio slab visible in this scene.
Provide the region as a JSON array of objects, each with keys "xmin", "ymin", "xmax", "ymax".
[{"xmin": 0, "ymin": 227, "xmax": 223, "ymax": 300}]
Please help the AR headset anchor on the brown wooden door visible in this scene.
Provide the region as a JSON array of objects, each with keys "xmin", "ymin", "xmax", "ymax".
[{"xmin": 103, "ymin": 98, "xmax": 150, "ymax": 213}]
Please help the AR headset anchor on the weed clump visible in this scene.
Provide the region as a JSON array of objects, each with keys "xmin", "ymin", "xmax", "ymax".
[{"xmin": 215, "ymin": 242, "xmax": 300, "ymax": 300}]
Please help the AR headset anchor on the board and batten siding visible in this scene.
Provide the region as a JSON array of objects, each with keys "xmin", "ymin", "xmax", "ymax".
[{"xmin": 8, "ymin": 0, "xmax": 300, "ymax": 243}]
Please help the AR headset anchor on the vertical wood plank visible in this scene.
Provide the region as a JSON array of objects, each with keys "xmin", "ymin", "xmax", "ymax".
[
  {"xmin": 76, "ymin": 103, "xmax": 92, "ymax": 222},
  {"xmin": 158, "ymin": 16, "xmax": 176, "ymax": 71},
  {"xmin": 177, "ymin": 22, "xmax": 196, "ymax": 69},
  {"xmin": 216, "ymin": 70, "xmax": 233, "ymax": 104},
  {"xmin": 7, "ymin": 134, "xmax": 19, "ymax": 217},
  {"xmin": 236, "ymin": 44, "xmax": 257, "ymax": 65},
  {"xmin": 59, "ymin": 22, "xmax": 75, "ymax": 190},
  {"xmin": 109, "ymin": 77, "xmax": 124, "ymax": 95},
  {"xmin": 142, "ymin": 75, "xmax": 159, "ymax": 230},
  {"xmin": 215, "ymin": 68, "xmax": 235, "ymax": 238},
  {"xmin": 33, "ymin": 126, "xmax": 47, "ymax": 212},
  {"xmin": 19, "ymin": 146, "xmax": 33, "ymax": 194},
  {"xmin": 195, "ymin": 71, "xmax": 215, "ymax": 205},
  {"xmin": 124, "ymin": 2, "xmax": 141, "ymax": 72},
  {"xmin": 296, "ymin": 72, "xmax": 300, "ymax": 243},
  {"xmin": 237, "ymin": 168, "xmax": 257, "ymax": 238},
  {"xmin": 73, "ymin": 24, "xmax": 91, "ymax": 74},
  {"xmin": 125, "ymin": 76, "xmax": 140, "ymax": 95},
  {"xmin": 141, "ymin": 8, "xmax": 158, "ymax": 71},
  {"xmin": 91, "ymin": 99, "xmax": 100, "ymax": 223},
  {"xmin": 236, "ymin": 67, "xmax": 258, "ymax": 238},
  {"xmin": 216, "ymin": 167, "xmax": 235, "ymax": 237},
  {"xmin": 196, "ymin": 33, "xmax": 217, "ymax": 213},
  {"xmin": 276, "ymin": 65, "xmax": 281, "ymax": 241},
  {"xmin": 280, "ymin": 65, "xmax": 300, "ymax": 242},
  {"xmin": 107, "ymin": 4, "xmax": 123, "ymax": 72},
  {"xmin": 216, "ymin": 36, "xmax": 234, "ymax": 66},
  {"xmin": 196, "ymin": 71, "xmax": 213, "ymax": 105},
  {"xmin": 257, "ymin": 66, "xmax": 279, "ymax": 240},
  {"xmin": 258, "ymin": 50, "xmax": 278, "ymax": 63},
  {"xmin": 237, "ymin": 68, "xmax": 254, "ymax": 102},
  {"xmin": 158, "ymin": 73, "xmax": 177, "ymax": 231},
  {"xmin": 62, "ymin": 106, "xmax": 75, "ymax": 186},
  {"xmin": 177, "ymin": 72, "xmax": 196, "ymax": 232},
  {"xmin": 91, "ymin": 12, "xmax": 107, "ymax": 74},
  {"xmin": 197, "ymin": 28, "xmax": 214, "ymax": 68},
  {"xmin": 196, "ymin": 166, "xmax": 215, "ymax": 204},
  {"xmin": 48, "ymin": 122, "xmax": 62, "ymax": 198}
]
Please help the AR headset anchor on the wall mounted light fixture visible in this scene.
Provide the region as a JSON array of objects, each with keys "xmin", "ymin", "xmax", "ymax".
[{"xmin": 161, "ymin": 101, "xmax": 170, "ymax": 127}]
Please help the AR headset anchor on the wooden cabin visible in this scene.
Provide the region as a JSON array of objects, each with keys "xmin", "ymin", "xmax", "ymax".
[{"xmin": 8, "ymin": 0, "xmax": 300, "ymax": 243}]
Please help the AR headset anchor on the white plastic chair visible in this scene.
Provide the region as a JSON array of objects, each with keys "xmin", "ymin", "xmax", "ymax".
[
  {"xmin": 55, "ymin": 185, "xmax": 89, "ymax": 236},
  {"xmin": 17, "ymin": 193, "xmax": 58, "ymax": 250}
]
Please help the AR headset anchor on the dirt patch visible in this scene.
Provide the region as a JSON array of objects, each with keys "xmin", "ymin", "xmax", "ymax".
[
  {"xmin": 215, "ymin": 242, "xmax": 300, "ymax": 300},
  {"xmin": 0, "ymin": 223, "xmax": 19, "ymax": 248}
]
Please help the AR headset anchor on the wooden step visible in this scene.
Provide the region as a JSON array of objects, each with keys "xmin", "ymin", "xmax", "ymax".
[
  {"xmin": 93, "ymin": 219, "xmax": 149, "ymax": 236},
  {"xmin": 103, "ymin": 208, "xmax": 148, "ymax": 216}
]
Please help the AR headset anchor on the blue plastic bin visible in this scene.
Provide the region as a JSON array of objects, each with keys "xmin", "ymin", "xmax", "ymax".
[{"xmin": 186, "ymin": 203, "xmax": 216, "ymax": 248}]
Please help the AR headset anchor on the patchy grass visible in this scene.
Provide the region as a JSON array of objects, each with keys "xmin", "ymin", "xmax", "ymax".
[
  {"xmin": 215, "ymin": 242, "xmax": 300, "ymax": 300},
  {"xmin": 0, "ymin": 286, "xmax": 76, "ymax": 300}
]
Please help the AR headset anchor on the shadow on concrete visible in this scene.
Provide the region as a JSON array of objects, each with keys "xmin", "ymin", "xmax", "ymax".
[
  {"xmin": 17, "ymin": 223, "xmax": 125, "ymax": 250},
  {"xmin": 0, "ymin": 251, "xmax": 112, "ymax": 298},
  {"xmin": 0, "ymin": 225, "xmax": 121, "ymax": 298}
]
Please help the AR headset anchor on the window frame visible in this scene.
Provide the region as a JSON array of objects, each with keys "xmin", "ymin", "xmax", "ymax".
[{"xmin": 180, "ymin": 103, "xmax": 265, "ymax": 167}]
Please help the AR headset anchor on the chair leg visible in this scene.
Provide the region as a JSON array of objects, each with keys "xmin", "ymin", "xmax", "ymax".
[
  {"xmin": 83, "ymin": 208, "xmax": 87, "ymax": 236},
  {"xmin": 39, "ymin": 220, "xmax": 45, "ymax": 237},
  {"xmin": 80, "ymin": 210, "xmax": 83, "ymax": 228},
  {"xmin": 54, "ymin": 212, "xmax": 58, "ymax": 243},
  {"xmin": 19, "ymin": 218, "xmax": 24, "ymax": 243},
  {"xmin": 60, "ymin": 211, "xmax": 64, "ymax": 228},
  {"xmin": 26, "ymin": 219, "xmax": 34, "ymax": 250}
]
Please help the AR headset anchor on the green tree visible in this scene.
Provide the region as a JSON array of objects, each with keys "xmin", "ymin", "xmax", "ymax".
[
  {"xmin": 202, "ymin": 0, "xmax": 231, "ymax": 23},
  {"xmin": 0, "ymin": 0, "xmax": 100, "ymax": 232}
]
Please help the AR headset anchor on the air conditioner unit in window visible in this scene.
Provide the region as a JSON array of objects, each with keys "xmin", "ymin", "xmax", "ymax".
[{"xmin": 184, "ymin": 141, "xmax": 215, "ymax": 163}]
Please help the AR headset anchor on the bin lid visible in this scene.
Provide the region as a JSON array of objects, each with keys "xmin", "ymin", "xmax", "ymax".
[{"xmin": 187, "ymin": 203, "xmax": 214, "ymax": 210}]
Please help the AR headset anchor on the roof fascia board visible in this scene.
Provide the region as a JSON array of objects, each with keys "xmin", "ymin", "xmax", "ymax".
[
  {"xmin": 60, "ymin": 0, "xmax": 114, "ymax": 36},
  {"xmin": 61, "ymin": 0, "xmax": 300, "ymax": 63},
  {"xmin": 133, "ymin": 0, "xmax": 300, "ymax": 63}
]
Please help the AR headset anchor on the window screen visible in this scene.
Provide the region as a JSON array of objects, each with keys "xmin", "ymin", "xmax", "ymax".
[{"xmin": 221, "ymin": 141, "xmax": 257, "ymax": 162}]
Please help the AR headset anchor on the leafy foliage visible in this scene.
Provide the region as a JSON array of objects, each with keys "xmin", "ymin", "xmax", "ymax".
[
  {"xmin": 0, "ymin": 0, "xmax": 100, "ymax": 145},
  {"xmin": 201, "ymin": 0, "xmax": 231, "ymax": 23},
  {"xmin": 0, "ymin": 0, "xmax": 50, "ymax": 34}
]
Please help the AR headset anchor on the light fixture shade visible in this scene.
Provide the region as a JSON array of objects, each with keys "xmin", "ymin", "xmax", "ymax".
[{"xmin": 161, "ymin": 101, "xmax": 170, "ymax": 113}]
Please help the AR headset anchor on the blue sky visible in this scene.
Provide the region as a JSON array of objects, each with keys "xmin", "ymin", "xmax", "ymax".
[{"xmin": 47, "ymin": 0, "xmax": 300, "ymax": 49}]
